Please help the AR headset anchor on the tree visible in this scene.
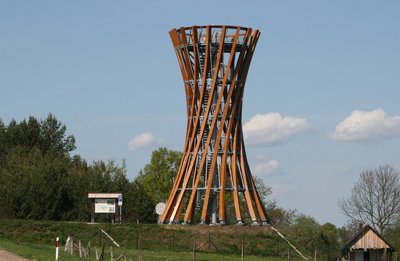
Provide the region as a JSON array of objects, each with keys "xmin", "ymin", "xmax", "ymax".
[
  {"xmin": 0, "ymin": 146, "xmax": 71, "ymax": 220},
  {"xmin": 135, "ymin": 147, "xmax": 182, "ymax": 204},
  {"xmin": 275, "ymin": 214, "xmax": 320, "ymax": 258},
  {"xmin": 64, "ymin": 158, "xmax": 130, "ymax": 221},
  {"xmin": 0, "ymin": 115, "xmax": 138, "ymax": 221},
  {"xmin": 0, "ymin": 114, "xmax": 75, "ymax": 159},
  {"xmin": 123, "ymin": 180, "xmax": 157, "ymax": 223},
  {"xmin": 385, "ymin": 220, "xmax": 400, "ymax": 252},
  {"xmin": 339, "ymin": 165, "xmax": 400, "ymax": 233},
  {"xmin": 39, "ymin": 113, "xmax": 76, "ymax": 156},
  {"xmin": 317, "ymin": 223, "xmax": 341, "ymax": 261},
  {"xmin": 253, "ymin": 175, "xmax": 272, "ymax": 204},
  {"xmin": 266, "ymin": 200, "xmax": 297, "ymax": 226},
  {"xmin": 0, "ymin": 120, "xmax": 6, "ymax": 161}
]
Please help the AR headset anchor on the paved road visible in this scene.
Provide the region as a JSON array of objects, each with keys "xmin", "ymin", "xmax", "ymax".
[{"xmin": 0, "ymin": 249, "xmax": 30, "ymax": 261}]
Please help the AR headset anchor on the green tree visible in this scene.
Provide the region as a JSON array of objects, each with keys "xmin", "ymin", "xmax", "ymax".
[
  {"xmin": 136, "ymin": 147, "xmax": 182, "ymax": 204},
  {"xmin": 385, "ymin": 221, "xmax": 400, "ymax": 252},
  {"xmin": 0, "ymin": 114, "xmax": 75, "ymax": 158},
  {"xmin": 39, "ymin": 113, "xmax": 76, "ymax": 156},
  {"xmin": 317, "ymin": 223, "xmax": 341, "ymax": 261},
  {"xmin": 280, "ymin": 216, "xmax": 342, "ymax": 261},
  {"xmin": 289, "ymin": 215, "xmax": 320, "ymax": 255},
  {"xmin": 63, "ymin": 155, "xmax": 92, "ymax": 221},
  {"xmin": 123, "ymin": 180, "xmax": 157, "ymax": 223},
  {"xmin": 67, "ymin": 159, "xmax": 130, "ymax": 221},
  {"xmin": 266, "ymin": 200, "xmax": 297, "ymax": 227},
  {"xmin": 0, "ymin": 119, "xmax": 6, "ymax": 162},
  {"xmin": 0, "ymin": 146, "xmax": 71, "ymax": 219},
  {"xmin": 0, "ymin": 115, "xmax": 133, "ymax": 221}
]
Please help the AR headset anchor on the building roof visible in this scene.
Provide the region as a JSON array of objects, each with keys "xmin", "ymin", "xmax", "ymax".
[{"xmin": 342, "ymin": 224, "xmax": 395, "ymax": 253}]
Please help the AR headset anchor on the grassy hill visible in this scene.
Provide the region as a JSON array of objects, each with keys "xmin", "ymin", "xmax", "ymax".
[{"xmin": 0, "ymin": 219, "xmax": 305, "ymax": 261}]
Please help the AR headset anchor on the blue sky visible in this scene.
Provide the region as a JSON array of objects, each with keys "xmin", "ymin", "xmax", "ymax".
[{"xmin": 1, "ymin": 1, "xmax": 399, "ymax": 227}]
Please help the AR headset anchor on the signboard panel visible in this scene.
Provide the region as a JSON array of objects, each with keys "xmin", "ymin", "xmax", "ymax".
[{"xmin": 95, "ymin": 199, "xmax": 116, "ymax": 213}]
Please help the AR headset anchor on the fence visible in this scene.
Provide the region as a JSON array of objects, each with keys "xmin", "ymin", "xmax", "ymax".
[{"xmin": 61, "ymin": 226, "xmax": 309, "ymax": 261}]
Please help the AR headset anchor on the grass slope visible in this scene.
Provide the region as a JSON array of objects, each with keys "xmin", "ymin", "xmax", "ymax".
[{"xmin": 0, "ymin": 219, "xmax": 302, "ymax": 261}]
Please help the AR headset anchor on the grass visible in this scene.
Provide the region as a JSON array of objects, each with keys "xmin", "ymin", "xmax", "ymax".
[
  {"xmin": 0, "ymin": 238, "xmax": 85, "ymax": 261},
  {"xmin": 0, "ymin": 219, "xmax": 304, "ymax": 261},
  {"xmin": 0, "ymin": 238, "xmax": 291, "ymax": 261}
]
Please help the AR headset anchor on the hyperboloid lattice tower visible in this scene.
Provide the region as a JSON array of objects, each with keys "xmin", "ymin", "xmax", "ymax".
[{"xmin": 161, "ymin": 25, "xmax": 268, "ymax": 226}]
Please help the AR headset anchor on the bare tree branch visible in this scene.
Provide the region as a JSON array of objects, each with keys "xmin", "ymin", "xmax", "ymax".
[{"xmin": 338, "ymin": 165, "xmax": 400, "ymax": 233}]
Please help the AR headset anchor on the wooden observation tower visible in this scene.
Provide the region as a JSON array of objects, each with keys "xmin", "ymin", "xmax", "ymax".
[{"xmin": 161, "ymin": 25, "xmax": 268, "ymax": 225}]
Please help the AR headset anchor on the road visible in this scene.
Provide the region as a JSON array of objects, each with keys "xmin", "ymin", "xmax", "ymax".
[{"xmin": 0, "ymin": 249, "xmax": 30, "ymax": 261}]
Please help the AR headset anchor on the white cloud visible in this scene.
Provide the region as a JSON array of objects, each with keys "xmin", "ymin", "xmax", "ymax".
[
  {"xmin": 128, "ymin": 132, "xmax": 163, "ymax": 152},
  {"xmin": 331, "ymin": 108, "xmax": 400, "ymax": 142},
  {"xmin": 253, "ymin": 160, "xmax": 279, "ymax": 176},
  {"xmin": 243, "ymin": 113, "xmax": 311, "ymax": 146}
]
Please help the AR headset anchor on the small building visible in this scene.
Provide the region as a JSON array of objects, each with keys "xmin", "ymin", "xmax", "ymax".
[{"xmin": 342, "ymin": 224, "xmax": 395, "ymax": 261}]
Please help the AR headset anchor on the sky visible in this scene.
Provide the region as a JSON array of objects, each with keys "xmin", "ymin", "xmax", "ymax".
[{"xmin": 1, "ymin": 1, "xmax": 399, "ymax": 227}]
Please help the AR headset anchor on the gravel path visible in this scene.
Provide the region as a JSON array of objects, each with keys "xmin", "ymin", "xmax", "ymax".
[{"xmin": 0, "ymin": 249, "xmax": 30, "ymax": 261}]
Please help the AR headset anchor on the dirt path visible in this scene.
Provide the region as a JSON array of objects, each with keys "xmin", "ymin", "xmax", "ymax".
[{"xmin": 0, "ymin": 249, "xmax": 30, "ymax": 261}]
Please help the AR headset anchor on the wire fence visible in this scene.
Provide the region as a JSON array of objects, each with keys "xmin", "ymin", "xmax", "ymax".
[{"xmin": 63, "ymin": 226, "xmax": 306, "ymax": 261}]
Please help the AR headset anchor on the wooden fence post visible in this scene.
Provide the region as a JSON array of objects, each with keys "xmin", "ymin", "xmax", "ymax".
[
  {"xmin": 192, "ymin": 241, "xmax": 196, "ymax": 260},
  {"xmin": 172, "ymin": 230, "xmax": 175, "ymax": 250},
  {"xmin": 208, "ymin": 233, "xmax": 211, "ymax": 253},
  {"xmin": 241, "ymin": 235, "xmax": 244, "ymax": 261},
  {"xmin": 241, "ymin": 243, "xmax": 244, "ymax": 261},
  {"xmin": 79, "ymin": 240, "xmax": 82, "ymax": 258}
]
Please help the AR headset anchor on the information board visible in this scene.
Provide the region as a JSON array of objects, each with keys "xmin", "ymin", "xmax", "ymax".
[{"xmin": 95, "ymin": 199, "xmax": 116, "ymax": 213}]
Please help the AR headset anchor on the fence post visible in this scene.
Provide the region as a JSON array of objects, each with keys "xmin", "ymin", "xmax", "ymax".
[
  {"xmin": 71, "ymin": 237, "xmax": 74, "ymax": 256},
  {"xmin": 79, "ymin": 240, "xmax": 82, "ymax": 258},
  {"xmin": 241, "ymin": 243, "xmax": 244, "ymax": 261},
  {"xmin": 241, "ymin": 235, "xmax": 244, "ymax": 261},
  {"xmin": 192, "ymin": 241, "xmax": 196, "ymax": 260},
  {"xmin": 277, "ymin": 240, "xmax": 280, "ymax": 256},
  {"xmin": 172, "ymin": 230, "xmax": 175, "ymax": 250},
  {"xmin": 55, "ymin": 237, "xmax": 60, "ymax": 261},
  {"xmin": 99, "ymin": 243, "xmax": 105, "ymax": 261},
  {"xmin": 137, "ymin": 234, "xmax": 141, "ymax": 261}
]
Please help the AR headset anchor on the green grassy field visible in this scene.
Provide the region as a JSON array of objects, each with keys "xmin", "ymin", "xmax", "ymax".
[{"xmin": 0, "ymin": 219, "xmax": 304, "ymax": 261}]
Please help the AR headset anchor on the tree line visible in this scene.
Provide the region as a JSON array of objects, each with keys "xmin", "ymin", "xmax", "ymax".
[
  {"xmin": 1, "ymin": 114, "xmax": 400, "ymax": 260},
  {"xmin": 0, "ymin": 114, "xmax": 156, "ymax": 222}
]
